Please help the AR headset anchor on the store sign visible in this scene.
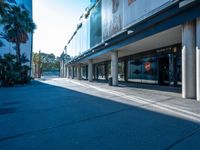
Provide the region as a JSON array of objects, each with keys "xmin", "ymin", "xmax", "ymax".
[
  {"xmin": 156, "ymin": 47, "xmax": 171, "ymax": 53},
  {"xmin": 102, "ymin": 0, "xmax": 123, "ymax": 40}
]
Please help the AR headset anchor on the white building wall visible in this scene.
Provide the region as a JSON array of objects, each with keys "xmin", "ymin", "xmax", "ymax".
[
  {"xmin": 0, "ymin": 0, "xmax": 33, "ymax": 67},
  {"xmin": 123, "ymin": 0, "xmax": 170, "ymax": 28}
]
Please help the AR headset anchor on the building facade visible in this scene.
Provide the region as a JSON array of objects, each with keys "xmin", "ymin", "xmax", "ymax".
[
  {"xmin": 63, "ymin": 0, "xmax": 200, "ymax": 101},
  {"xmin": 0, "ymin": 0, "xmax": 33, "ymax": 69}
]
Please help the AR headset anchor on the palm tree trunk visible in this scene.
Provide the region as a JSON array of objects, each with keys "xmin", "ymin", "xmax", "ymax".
[
  {"xmin": 16, "ymin": 42, "xmax": 23, "ymax": 85},
  {"xmin": 16, "ymin": 42, "xmax": 21, "ymax": 65}
]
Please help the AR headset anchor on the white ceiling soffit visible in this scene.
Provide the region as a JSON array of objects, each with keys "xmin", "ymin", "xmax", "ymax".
[
  {"xmin": 118, "ymin": 25, "xmax": 182, "ymax": 58},
  {"xmin": 83, "ymin": 25, "xmax": 182, "ymax": 64}
]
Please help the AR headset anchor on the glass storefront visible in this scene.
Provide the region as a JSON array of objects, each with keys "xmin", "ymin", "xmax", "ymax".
[
  {"xmin": 128, "ymin": 58, "xmax": 142, "ymax": 83},
  {"xmin": 118, "ymin": 61, "xmax": 125, "ymax": 81},
  {"xmin": 81, "ymin": 65, "xmax": 88, "ymax": 80},
  {"xmin": 127, "ymin": 45, "xmax": 181, "ymax": 86},
  {"xmin": 96, "ymin": 64, "xmax": 106, "ymax": 80},
  {"xmin": 73, "ymin": 66, "xmax": 77, "ymax": 78},
  {"xmin": 157, "ymin": 55, "xmax": 169, "ymax": 85},
  {"xmin": 92, "ymin": 45, "xmax": 181, "ymax": 87},
  {"xmin": 173, "ymin": 51, "xmax": 182, "ymax": 86},
  {"xmin": 69, "ymin": 67, "xmax": 72, "ymax": 78},
  {"xmin": 128, "ymin": 57, "xmax": 158, "ymax": 84},
  {"xmin": 108, "ymin": 63, "xmax": 111, "ymax": 78},
  {"xmin": 176, "ymin": 55, "xmax": 182, "ymax": 86},
  {"xmin": 142, "ymin": 57, "xmax": 158, "ymax": 84},
  {"xmin": 95, "ymin": 61, "xmax": 125, "ymax": 81}
]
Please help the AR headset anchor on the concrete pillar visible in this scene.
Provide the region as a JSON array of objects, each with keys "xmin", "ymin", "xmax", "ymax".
[
  {"xmin": 77, "ymin": 64, "xmax": 81, "ymax": 80},
  {"xmin": 111, "ymin": 51, "xmax": 118, "ymax": 86},
  {"xmin": 71, "ymin": 66, "xmax": 74, "ymax": 79},
  {"xmin": 197, "ymin": 18, "xmax": 200, "ymax": 101},
  {"xmin": 182, "ymin": 21, "xmax": 196, "ymax": 99},
  {"xmin": 88, "ymin": 59, "xmax": 93, "ymax": 82},
  {"xmin": 62, "ymin": 61, "xmax": 64, "ymax": 77},
  {"xmin": 81, "ymin": 66, "xmax": 83, "ymax": 78},
  {"xmin": 64, "ymin": 64, "xmax": 66, "ymax": 78},
  {"xmin": 66, "ymin": 66, "xmax": 70, "ymax": 78}
]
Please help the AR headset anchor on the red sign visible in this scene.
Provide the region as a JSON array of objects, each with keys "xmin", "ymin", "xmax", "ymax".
[{"xmin": 144, "ymin": 62, "xmax": 151, "ymax": 71}]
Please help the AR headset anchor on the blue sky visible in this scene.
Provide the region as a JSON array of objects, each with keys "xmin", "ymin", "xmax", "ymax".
[{"xmin": 33, "ymin": 0, "xmax": 90, "ymax": 56}]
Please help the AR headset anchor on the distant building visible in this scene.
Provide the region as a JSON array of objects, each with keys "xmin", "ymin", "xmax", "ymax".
[
  {"xmin": 62, "ymin": 0, "xmax": 200, "ymax": 101},
  {"xmin": 0, "ymin": 0, "xmax": 33, "ymax": 69}
]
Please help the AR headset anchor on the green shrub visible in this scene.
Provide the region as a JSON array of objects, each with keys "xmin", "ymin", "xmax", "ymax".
[{"xmin": 0, "ymin": 53, "xmax": 31, "ymax": 87}]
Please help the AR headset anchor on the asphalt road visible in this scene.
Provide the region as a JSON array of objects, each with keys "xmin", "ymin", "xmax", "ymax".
[{"xmin": 0, "ymin": 78, "xmax": 200, "ymax": 150}]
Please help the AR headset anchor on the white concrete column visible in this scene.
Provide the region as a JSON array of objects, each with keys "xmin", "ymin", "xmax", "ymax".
[
  {"xmin": 182, "ymin": 21, "xmax": 196, "ymax": 99},
  {"xmin": 88, "ymin": 59, "xmax": 93, "ymax": 82},
  {"xmin": 77, "ymin": 64, "xmax": 81, "ymax": 80},
  {"xmin": 66, "ymin": 66, "xmax": 70, "ymax": 78},
  {"xmin": 81, "ymin": 66, "xmax": 83, "ymax": 78},
  {"xmin": 71, "ymin": 66, "xmax": 74, "ymax": 79},
  {"xmin": 111, "ymin": 51, "xmax": 118, "ymax": 86},
  {"xmin": 60, "ymin": 61, "xmax": 64, "ymax": 77},
  {"xmin": 197, "ymin": 18, "xmax": 200, "ymax": 101},
  {"xmin": 62, "ymin": 61, "xmax": 64, "ymax": 77},
  {"xmin": 64, "ymin": 64, "xmax": 66, "ymax": 78}
]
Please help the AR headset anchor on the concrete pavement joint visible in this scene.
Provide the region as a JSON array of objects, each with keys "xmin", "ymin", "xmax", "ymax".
[
  {"xmin": 0, "ymin": 107, "xmax": 132, "ymax": 143},
  {"xmin": 165, "ymin": 126, "xmax": 200, "ymax": 150},
  {"xmin": 67, "ymin": 79, "xmax": 200, "ymax": 123}
]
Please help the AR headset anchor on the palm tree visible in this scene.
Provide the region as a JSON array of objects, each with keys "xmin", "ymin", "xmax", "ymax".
[
  {"xmin": 0, "ymin": 40, "xmax": 3, "ymax": 47},
  {"xmin": 33, "ymin": 52, "xmax": 42, "ymax": 78},
  {"xmin": 0, "ymin": 0, "xmax": 9, "ymax": 17},
  {"xmin": 0, "ymin": 4, "xmax": 36, "ymax": 65}
]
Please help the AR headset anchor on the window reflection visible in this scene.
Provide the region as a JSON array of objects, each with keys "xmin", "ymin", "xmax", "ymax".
[
  {"xmin": 97, "ymin": 64, "xmax": 106, "ymax": 80},
  {"xmin": 118, "ymin": 61, "xmax": 125, "ymax": 81},
  {"xmin": 81, "ymin": 66, "xmax": 88, "ymax": 80},
  {"xmin": 142, "ymin": 57, "xmax": 157, "ymax": 84},
  {"xmin": 128, "ymin": 59, "xmax": 142, "ymax": 83}
]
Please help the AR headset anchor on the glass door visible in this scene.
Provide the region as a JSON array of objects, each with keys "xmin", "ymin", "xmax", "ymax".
[{"xmin": 158, "ymin": 56, "xmax": 170, "ymax": 85}]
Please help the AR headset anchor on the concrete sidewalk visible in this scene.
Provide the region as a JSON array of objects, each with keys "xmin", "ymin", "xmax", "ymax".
[
  {"xmin": 0, "ymin": 78, "xmax": 200, "ymax": 150},
  {"xmin": 61, "ymin": 78, "xmax": 200, "ymax": 123}
]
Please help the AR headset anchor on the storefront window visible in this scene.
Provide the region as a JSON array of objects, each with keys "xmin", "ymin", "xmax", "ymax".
[
  {"xmin": 128, "ymin": 59, "xmax": 142, "ymax": 83},
  {"xmin": 73, "ymin": 67, "xmax": 77, "ymax": 77},
  {"xmin": 176, "ymin": 55, "xmax": 182, "ymax": 86},
  {"xmin": 108, "ymin": 63, "xmax": 111, "ymax": 78},
  {"xmin": 142, "ymin": 57, "xmax": 158, "ymax": 84},
  {"xmin": 81, "ymin": 66, "xmax": 88, "ymax": 79},
  {"xmin": 97, "ymin": 64, "xmax": 106, "ymax": 80},
  {"xmin": 126, "ymin": 45, "xmax": 181, "ymax": 86},
  {"xmin": 118, "ymin": 62, "xmax": 125, "ymax": 81},
  {"xmin": 69, "ymin": 67, "xmax": 72, "ymax": 78}
]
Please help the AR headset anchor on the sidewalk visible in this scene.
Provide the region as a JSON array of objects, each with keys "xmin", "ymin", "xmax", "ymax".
[
  {"xmin": 64, "ymin": 78, "xmax": 200, "ymax": 123},
  {"xmin": 1, "ymin": 78, "xmax": 199, "ymax": 149}
]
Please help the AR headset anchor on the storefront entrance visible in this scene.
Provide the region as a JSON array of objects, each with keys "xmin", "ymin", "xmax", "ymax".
[
  {"xmin": 93, "ymin": 45, "xmax": 181, "ymax": 87},
  {"xmin": 158, "ymin": 56, "xmax": 169, "ymax": 85}
]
